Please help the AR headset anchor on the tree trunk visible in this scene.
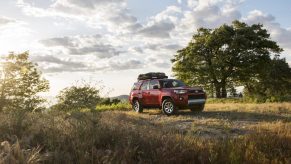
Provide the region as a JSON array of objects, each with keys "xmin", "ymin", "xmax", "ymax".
[
  {"xmin": 210, "ymin": 83, "xmax": 214, "ymax": 98},
  {"xmin": 214, "ymin": 83, "xmax": 221, "ymax": 98},
  {"xmin": 221, "ymin": 83, "xmax": 227, "ymax": 98}
]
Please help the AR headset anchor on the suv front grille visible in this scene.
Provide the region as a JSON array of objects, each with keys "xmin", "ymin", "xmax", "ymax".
[
  {"xmin": 188, "ymin": 90, "xmax": 204, "ymax": 94},
  {"xmin": 188, "ymin": 94, "xmax": 205, "ymax": 100}
]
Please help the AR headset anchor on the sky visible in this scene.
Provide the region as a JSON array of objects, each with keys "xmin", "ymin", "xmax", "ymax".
[{"xmin": 0, "ymin": 0, "xmax": 291, "ymax": 97}]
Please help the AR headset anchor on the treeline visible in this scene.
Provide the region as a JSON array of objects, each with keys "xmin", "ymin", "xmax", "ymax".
[
  {"xmin": 172, "ymin": 20, "xmax": 291, "ymax": 102},
  {"xmin": 0, "ymin": 52, "xmax": 120, "ymax": 112}
]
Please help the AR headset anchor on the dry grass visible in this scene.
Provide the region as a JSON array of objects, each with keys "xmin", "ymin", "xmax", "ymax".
[{"xmin": 0, "ymin": 103, "xmax": 290, "ymax": 163}]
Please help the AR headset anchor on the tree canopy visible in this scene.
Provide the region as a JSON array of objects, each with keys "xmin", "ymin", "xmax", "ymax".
[
  {"xmin": 172, "ymin": 20, "xmax": 286, "ymax": 99},
  {"xmin": 244, "ymin": 56, "xmax": 291, "ymax": 102},
  {"xmin": 0, "ymin": 52, "xmax": 49, "ymax": 111}
]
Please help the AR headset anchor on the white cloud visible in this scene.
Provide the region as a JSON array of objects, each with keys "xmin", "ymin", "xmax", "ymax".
[
  {"xmin": 0, "ymin": 16, "xmax": 15, "ymax": 27},
  {"xmin": 108, "ymin": 59, "xmax": 144, "ymax": 70},
  {"xmin": 17, "ymin": 0, "xmax": 140, "ymax": 33},
  {"xmin": 242, "ymin": 10, "xmax": 291, "ymax": 63},
  {"xmin": 138, "ymin": 21, "xmax": 175, "ymax": 38},
  {"xmin": 39, "ymin": 35, "xmax": 121, "ymax": 58},
  {"xmin": 30, "ymin": 54, "xmax": 90, "ymax": 73}
]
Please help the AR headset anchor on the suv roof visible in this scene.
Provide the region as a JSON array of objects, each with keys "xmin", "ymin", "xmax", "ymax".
[{"xmin": 137, "ymin": 72, "xmax": 168, "ymax": 81}]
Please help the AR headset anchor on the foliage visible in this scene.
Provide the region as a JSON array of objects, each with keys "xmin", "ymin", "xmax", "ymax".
[
  {"xmin": 172, "ymin": 20, "xmax": 282, "ymax": 98},
  {"xmin": 100, "ymin": 97, "xmax": 121, "ymax": 105},
  {"xmin": 244, "ymin": 57, "xmax": 291, "ymax": 102},
  {"xmin": 52, "ymin": 84, "xmax": 101, "ymax": 111},
  {"xmin": 0, "ymin": 52, "xmax": 49, "ymax": 112},
  {"xmin": 96, "ymin": 102, "xmax": 131, "ymax": 111}
]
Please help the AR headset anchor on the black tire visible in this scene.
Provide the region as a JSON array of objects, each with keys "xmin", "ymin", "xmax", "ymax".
[
  {"xmin": 190, "ymin": 104, "xmax": 205, "ymax": 112},
  {"xmin": 162, "ymin": 98, "xmax": 176, "ymax": 115},
  {"xmin": 132, "ymin": 99, "xmax": 143, "ymax": 113}
]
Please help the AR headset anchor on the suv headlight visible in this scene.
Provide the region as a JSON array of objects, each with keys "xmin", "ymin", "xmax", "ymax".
[{"xmin": 174, "ymin": 90, "xmax": 187, "ymax": 94}]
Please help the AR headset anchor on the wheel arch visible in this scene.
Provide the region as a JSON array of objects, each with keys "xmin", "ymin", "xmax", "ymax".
[
  {"xmin": 132, "ymin": 97, "xmax": 139, "ymax": 102},
  {"xmin": 161, "ymin": 96, "xmax": 172, "ymax": 105}
]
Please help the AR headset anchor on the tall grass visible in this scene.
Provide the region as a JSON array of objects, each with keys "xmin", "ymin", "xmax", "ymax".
[{"xmin": 0, "ymin": 103, "xmax": 290, "ymax": 163}]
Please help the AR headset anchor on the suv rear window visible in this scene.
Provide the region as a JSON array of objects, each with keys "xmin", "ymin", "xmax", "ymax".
[
  {"xmin": 149, "ymin": 80, "xmax": 160, "ymax": 89},
  {"xmin": 161, "ymin": 80, "xmax": 186, "ymax": 88},
  {"xmin": 141, "ymin": 81, "xmax": 149, "ymax": 90}
]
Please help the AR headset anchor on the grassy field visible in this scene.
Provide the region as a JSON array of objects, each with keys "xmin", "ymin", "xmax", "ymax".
[{"xmin": 0, "ymin": 103, "xmax": 290, "ymax": 163}]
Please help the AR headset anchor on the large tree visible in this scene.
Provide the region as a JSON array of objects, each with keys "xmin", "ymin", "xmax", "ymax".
[
  {"xmin": 172, "ymin": 21, "xmax": 282, "ymax": 98},
  {"xmin": 0, "ymin": 52, "xmax": 49, "ymax": 111}
]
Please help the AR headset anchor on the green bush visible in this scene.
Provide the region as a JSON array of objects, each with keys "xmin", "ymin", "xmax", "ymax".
[{"xmin": 95, "ymin": 102, "xmax": 132, "ymax": 111}]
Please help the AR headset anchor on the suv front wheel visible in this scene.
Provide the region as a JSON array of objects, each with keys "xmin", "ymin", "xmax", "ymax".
[
  {"xmin": 162, "ymin": 98, "xmax": 176, "ymax": 115},
  {"xmin": 133, "ymin": 99, "xmax": 143, "ymax": 113}
]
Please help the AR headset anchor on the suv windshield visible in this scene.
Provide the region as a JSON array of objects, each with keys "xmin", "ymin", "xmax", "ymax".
[{"xmin": 161, "ymin": 80, "xmax": 186, "ymax": 88}]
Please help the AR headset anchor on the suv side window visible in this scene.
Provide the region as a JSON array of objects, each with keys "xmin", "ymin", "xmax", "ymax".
[
  {"xmin": 140, "ymin": 81, "xmax": 149, "ymax": 90},
  {"xmin": 149, "ymin": 80, "xmax": 160, "ymax": 89}
]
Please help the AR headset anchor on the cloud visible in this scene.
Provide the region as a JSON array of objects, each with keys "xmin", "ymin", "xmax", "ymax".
[
  {"xmin": 242, "ymin": 10, "xmax": 291, "ymax": 63},
  {"xmin": 30, "ymin": 54, "xmax": 92, "ymax": 73},
  {"xmin": 0, "ymin": 16, "xmax": 15, "ymax": 27},
  {"xmin": 108, "ymin": 59, "xmax": 144, "ymax": 70},
  {"xmin": 137, "ymin": 6, "xmax": 181, "ymax": 38},
  {"xmin": 39, "ymin": 35, "xmax": 121, "ymax": 58},
  {"xmin": 29, "ymin": 51, "xmax": 144, "ymax": 73},
  {"xmin": 146, "ymin": 57, "xmax": 171, "ymax": 68},
  {"xmin": 138, "ymin": 21, "xmax": 175, "ymax": 38},
  {"xmin": 17, "ymin": 0, "xmax": 140, "ymax": 33},
  {"xmin": 68, "ymin": 44, "xmax": 120, "ymax": 58},
  {"xmin": 39, "ymin": 36, "xmax": 76, "ymax": 47},
  {"xmin": 177, "ymin": 0, "xmax": 242, "ymax": 32}
]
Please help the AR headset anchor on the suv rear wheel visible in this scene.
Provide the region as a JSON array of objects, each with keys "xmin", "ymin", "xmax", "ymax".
[
  {"xmin": 190, "ymin": 104, "xmax": 204, "ymax": 112},
  {"xmin": 133, "ymin": 99, "xmax": 143, "ymax": 113},
  {"xmin": 162, "ymin": 98, "xmax": 176, "ymax": 115}
]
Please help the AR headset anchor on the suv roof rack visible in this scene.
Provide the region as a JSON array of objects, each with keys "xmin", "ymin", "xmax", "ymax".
[{"xmin": 138, "ymin": 72, "xmax": 168, "ymax": 81}]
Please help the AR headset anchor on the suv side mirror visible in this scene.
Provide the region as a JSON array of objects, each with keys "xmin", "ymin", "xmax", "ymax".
[{"xmin": 153, "ymin": 85, "xmax": 159, "ymax": 89}]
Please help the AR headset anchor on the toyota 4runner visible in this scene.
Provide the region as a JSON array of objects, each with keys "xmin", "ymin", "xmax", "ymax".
[{"xmin": 129, "ymin": 72, "xmax": 207, "ymax": 115}]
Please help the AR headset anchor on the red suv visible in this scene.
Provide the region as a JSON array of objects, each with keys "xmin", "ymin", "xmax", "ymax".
[{"xmin": 129, "ymin": 72, "xmax": 207, "ymax": 115}]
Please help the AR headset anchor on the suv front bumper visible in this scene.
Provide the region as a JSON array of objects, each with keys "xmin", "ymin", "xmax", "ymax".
[
  {"xmin": 172, "ymin": 93, "xmax": 206, "ymax": 108},
  {"xmin": 188, "ymin": 99, "xmax": 206, "ymax": 105}
]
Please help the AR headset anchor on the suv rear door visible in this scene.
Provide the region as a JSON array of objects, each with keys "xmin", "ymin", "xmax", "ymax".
[
  {"xmin": 148, "ymin": 80, "xmax": 161, "ymax": 106},
  {"xmin": 140, "ymin": 80, "xmax": 150, "ymax": 106}
]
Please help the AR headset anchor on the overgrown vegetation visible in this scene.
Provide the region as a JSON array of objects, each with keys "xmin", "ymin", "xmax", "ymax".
[{"xmin": 0, "ymin": 103, "xmax": 290, "ymax": 163}]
